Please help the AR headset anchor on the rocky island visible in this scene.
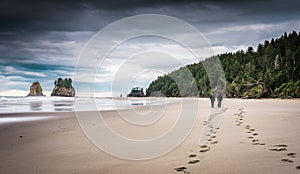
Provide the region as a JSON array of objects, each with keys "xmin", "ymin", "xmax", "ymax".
[
  {"xmin": 127, "ymin": 87, "xmax": 145, "ymax": 97},
  {"xmin": 27, "ymin": 81, "xmax": 44, "ymax": 96},
  {"xmin": 51, "ymin": 78, "xmax": 75, "ymax": 97}
]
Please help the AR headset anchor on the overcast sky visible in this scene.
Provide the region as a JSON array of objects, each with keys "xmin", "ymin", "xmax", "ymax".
[{"xmin": 0, "ymin": 0, "xmax": 299, "ymax": 96}]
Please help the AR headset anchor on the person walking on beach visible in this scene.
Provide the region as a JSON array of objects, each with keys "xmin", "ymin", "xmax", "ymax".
[
  {"xmin": 217, "ymin": 93, "xmax": 223, "ymax": 107},
  {"xmin": 210, "ymin": 93, "xmax": 215, "ymax": 108}
]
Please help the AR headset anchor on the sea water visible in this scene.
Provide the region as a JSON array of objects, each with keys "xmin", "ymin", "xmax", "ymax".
[
  {"xmin": 0, "ymin": 96, "xmax": 171, "ymax": 124},
  {"xmin": 0, "ymin": 96, "xmax": 170, "ymax": 114}
]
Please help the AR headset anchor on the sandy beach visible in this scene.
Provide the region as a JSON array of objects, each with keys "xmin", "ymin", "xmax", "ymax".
[{"xmin": 0, "ymin": 98, "xmax": 300, "ymax": 174}]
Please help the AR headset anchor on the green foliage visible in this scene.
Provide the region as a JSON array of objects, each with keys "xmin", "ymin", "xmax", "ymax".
[
  {"xmin": 146, "ymin": 31, "xmax": 300, "ymax": 98},
  {"xmin": 274, "ymin": 81, "xmax": 300, "ymax": 98},
  {"xmin": 54, "ymin": 78, "xmax": 73, "ymax": 89}
]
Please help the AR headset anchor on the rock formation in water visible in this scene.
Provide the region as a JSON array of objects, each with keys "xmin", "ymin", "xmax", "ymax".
[
  {"xmin": 27, "ymin": 81, "xmax": 44, "ymax": 96},
  {"xmin": 51, "ymin": 78, "xmax": 75, "ymax": 97},
  {"xmin": 127, "ymin": 87, "xmax": 145, "ymax": 97}
]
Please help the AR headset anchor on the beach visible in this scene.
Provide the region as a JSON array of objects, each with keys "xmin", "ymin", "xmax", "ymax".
[{"xmin": 0, "ymin": 98, "xmax": 300, "ymax": 173}]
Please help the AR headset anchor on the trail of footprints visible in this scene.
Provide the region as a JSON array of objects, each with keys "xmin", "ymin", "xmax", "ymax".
[
  {"xmin": 235, "ymin": 108, "xmax": 300, "ymax": 171},
  {"xmin": 174, "ymin": 109, "xmax": 226, "ymax": 173},
  {"xmin": 234, "ymin": 108, "xmax": 245, "ymax": 126},
  {"xmin": 173, "ymin": 138, "xmax": 216, "ymax": 173},
  {"xmin": 174, "ymin": 108, "xmax": 300, "ymax": 173}
]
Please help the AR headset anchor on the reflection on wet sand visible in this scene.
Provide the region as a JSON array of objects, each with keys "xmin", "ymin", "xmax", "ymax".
[
  {"xmin": 52, "ymin": 100, "xmax": 74, "ymax": 111},
  {"xmin": 30, "ymin": 101, "xmax": 43, "ymax": 111}
]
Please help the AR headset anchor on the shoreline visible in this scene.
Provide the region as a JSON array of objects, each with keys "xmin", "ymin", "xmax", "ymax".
[{"xmin": 1, "ymin": 97, "xmax": 299, "ymax": 115}]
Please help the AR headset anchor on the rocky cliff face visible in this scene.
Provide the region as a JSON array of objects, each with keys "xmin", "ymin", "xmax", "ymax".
[
  {"xmin": 27, "ymin": 81, "xmax": 44, "ymax": 96},
  {"xmin": 51, "ymin": 86, "xmax": 75, "ymax": 97}
]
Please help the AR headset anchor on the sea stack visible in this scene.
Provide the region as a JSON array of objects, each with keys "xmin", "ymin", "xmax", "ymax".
[
  {"xmin": 127, "ymin": 87, "xmax": 145, "ymax": 97},
  {"xmin": 27, "ymin": 81, "xmax": 44, "ymax": 96},
  {"xmin": 51, "ymin": 78, "xmax": 75, "ymax": 97}
]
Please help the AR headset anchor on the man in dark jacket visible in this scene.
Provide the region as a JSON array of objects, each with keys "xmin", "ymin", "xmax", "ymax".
[
  {"xmin": 217, "ymin": 93, "xmax": 223, "ymax": 107},
  {"xmin": 209, "ymin": 93, "xmax": 215, "ymax": 108}
]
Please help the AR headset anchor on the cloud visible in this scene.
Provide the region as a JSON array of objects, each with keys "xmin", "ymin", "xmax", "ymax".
[
  {"xmin": 0, "ymin": 89, "xmax": 29, "ymax": 96},
  {"xmin": 1, "ymin": 0, "xmax": 299, "ymax": 33},
  {"xmin": 0, "ymin": 31, "xmax": 93, "ymax": 67},
  {"xmin": 204, "ymin": 19, "xmax": 300, "ymax": 53},
  {"xmin": 206, "ymin": 23, "xmax": 274, "ymax": 36},
  {"xmin": 0, "ymin": 75, "xmax": 31, "ymax": 93},
  {"xmin": 2, "ymin": 66, "xmax": 46, "ymax": 77}
]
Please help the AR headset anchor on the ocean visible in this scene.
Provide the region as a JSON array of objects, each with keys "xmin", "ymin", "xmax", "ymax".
[
  {"xmin": 0, "ymin": 96, "xmax": 172, "ymax": 125},
  {"xmin": 0, "ymin": 96, "xmax": 170, "ymax": 114}
]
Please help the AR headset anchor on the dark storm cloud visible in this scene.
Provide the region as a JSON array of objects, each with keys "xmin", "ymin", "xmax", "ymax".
[
  {"xmin": 1, "ymin": 0, "xmax": 299, "ymax": 32},
  {"xmin": 1, "ymin": 0, "xmax": 299, "ymax": 64}
]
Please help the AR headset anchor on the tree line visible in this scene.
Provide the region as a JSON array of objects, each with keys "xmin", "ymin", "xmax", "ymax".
[{"xmin": 54, "ymin": 78, "xmax": 73, "ymax": 89}]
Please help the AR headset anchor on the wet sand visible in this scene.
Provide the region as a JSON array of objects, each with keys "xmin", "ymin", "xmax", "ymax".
[{"xmin": 0, "ymin": 99, "xmax": 299, "ymax": 174}]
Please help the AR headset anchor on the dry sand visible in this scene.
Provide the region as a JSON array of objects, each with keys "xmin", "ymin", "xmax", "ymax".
[{"xmin": 0, "ymin": 99, "xmax": 300, "ymax": 174}]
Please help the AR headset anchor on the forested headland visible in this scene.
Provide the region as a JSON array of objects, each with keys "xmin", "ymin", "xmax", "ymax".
[{"xmin": 146, "ymin": 31, "xmax": 300, "ymax": 98}]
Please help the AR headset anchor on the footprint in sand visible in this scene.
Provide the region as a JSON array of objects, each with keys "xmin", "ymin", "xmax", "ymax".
[
  {"xmin": 269, "ymin": 147, "xmax": 287, "ymax": 151},
  {"xmin": 199, "ymin": 145, "xmax": 210, "ymax": 153},
  {"xmin": 252, "ymin": 142, "xmax": 265, "ymax": 146},
  {"xmin": 273, "ymin": 144, "xmax": 288, "ymax": 147},
  {"xmin": 249, "ymin": 128, "xmax": 255, "ymax": 132},
  {"xmin": 287, "ymin": 153, "xmax": 296, "ymax": 158},
  {"xmin": 270, "ymin": 145, "xmax": 288, "ymax": 151},
  {"xmin": 248, "ymin": 136, "xmax": 254, "ymax": 139},
  {"xmin": 188, "ymin": 160, "xmax": 200, "ymax": 164},
  {"xmin": 296, "ymin": 166, "xmax": 300, "ymax": 170},
  {"xmin": 253, "ymin": 133, "xmax": 258, "ymax": 136},
  {"xmin": 281, "ymin": 159, "xmax": 294, "ymax": 163},
  {"xmin": 210, "ymin": 141, "xmax": 218, "ymax": 144},
  {"xmin": 188, "ymin": 154, "xmax": 197, "ymax": 158},
  {"xmin": 174, "ymin": 167, "xmax": 187, "ymax": 172},
  {"xmin": 200, "ymin": 148, "xmax": 210, "ymax": 153}
]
